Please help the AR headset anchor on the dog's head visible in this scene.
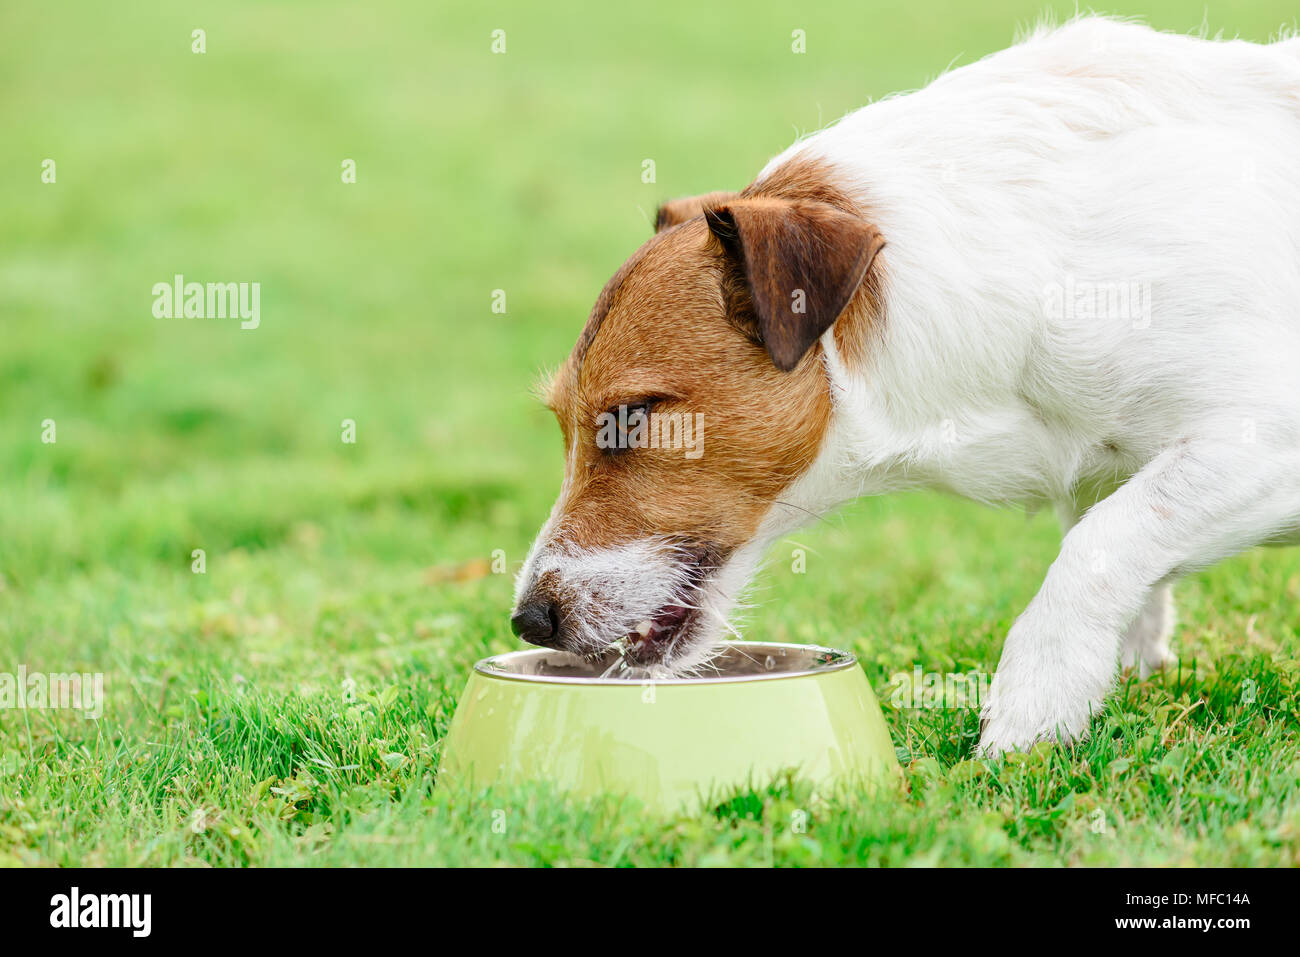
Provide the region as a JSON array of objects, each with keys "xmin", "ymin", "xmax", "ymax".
[{"xmin": 512, "ymin": 169, "xmax": 885, "ymax": 672}]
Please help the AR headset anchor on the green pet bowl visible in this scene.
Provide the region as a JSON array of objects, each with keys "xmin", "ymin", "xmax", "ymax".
[{"xmin": 438, "ymin": 641, "xmax": 900, "ymax": 813}]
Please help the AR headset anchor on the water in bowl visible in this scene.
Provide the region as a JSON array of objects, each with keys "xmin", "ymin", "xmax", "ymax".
[{"xmin": 476, "ymin": 641, "xmax": 856, "ymax": 684}]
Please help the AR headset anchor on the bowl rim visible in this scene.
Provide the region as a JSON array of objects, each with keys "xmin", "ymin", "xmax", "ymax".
[{"xmin": 472, "ymin": 640, "xmax": 858, "ymax": 686}]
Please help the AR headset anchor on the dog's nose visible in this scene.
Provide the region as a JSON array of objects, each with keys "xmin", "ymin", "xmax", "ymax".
[{"xmin": 511, "ymin": 599, "xmax": 561, "ymax": 647}]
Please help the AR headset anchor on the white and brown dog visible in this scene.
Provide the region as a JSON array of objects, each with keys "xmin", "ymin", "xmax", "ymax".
[{"xmin": 512, "ymin": 17, "xmax": 1300, "ymax": 756}]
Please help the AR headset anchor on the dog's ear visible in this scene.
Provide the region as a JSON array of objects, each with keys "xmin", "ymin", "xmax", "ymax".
[
  {"xmin": 704, "ymin": 198, "xmax": 884, "ymax": 372},
  {"xmin": 654, "ymin": 191, "xmax": 740, "ymax": 232}
]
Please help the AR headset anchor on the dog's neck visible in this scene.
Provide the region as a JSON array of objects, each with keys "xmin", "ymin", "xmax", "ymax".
[{"xmin": 746, "ymin": 146, "xmax": 1111, "ymax": 535}]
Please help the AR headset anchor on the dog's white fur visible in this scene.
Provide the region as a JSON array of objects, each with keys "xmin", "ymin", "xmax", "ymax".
[
  {"xmin": 515, "ymin": 511, "xmax": 763, "ymax": 675},
  {"xmin": 521, "ymin": 17, "xmax": 1300, "ymax": 755},
  {"xmin": 764, "ymin": 17, "xmax": 1300, "ymax": 754}
]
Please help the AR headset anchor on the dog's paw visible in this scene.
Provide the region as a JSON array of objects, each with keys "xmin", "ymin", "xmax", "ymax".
[
  {"xmin": 978, "ymin": 637, "xmax": 1109, "ymax": 758},
  {"xmin": 978, "ymin": 708, "xmax": 1087, "ymax": 759},
  {"xmin": 978, "ymin": 688, "xmax": 1098, "ymax": 758},
  {"xmin": 1120, "ymin": 641, "xmax": 1176, "ymax": 678},
  {"xmin": 977, "ymin": 604, "xmax": 1120, "ymax": 758},
  {"xmin": 1120, "ymin": 585, "xmax": 1177, "ymax": 678}
]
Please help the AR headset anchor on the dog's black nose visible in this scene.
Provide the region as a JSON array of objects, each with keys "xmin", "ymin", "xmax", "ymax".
[{"xmin": 511, "ymin": 599, "xmax": 561, "ymax": 647}]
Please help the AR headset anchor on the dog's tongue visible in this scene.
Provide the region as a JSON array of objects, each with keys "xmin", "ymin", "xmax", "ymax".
[{"xmin": 628, "ymin": 604, "xmax": 689, "ymax": 644}]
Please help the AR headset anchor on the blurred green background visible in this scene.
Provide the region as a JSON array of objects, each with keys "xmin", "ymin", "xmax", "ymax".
[{"xmin": 1, "ymin": 2, "xmax": 1298, "ymax": 866}]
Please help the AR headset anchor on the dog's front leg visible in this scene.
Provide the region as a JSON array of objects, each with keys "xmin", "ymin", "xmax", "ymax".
[
  {"xmin": 979, "ymin": 440, "xmax": 1300, "ymax": 757},
  {"xmin": 1057, "ymin": 502, "xmax": 1179, "ymax": 678}
]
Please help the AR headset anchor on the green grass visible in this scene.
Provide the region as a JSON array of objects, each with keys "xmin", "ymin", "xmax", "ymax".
[{"xmin": 2, "ymin": 0, "xmax": 1299, "ymax": 866}]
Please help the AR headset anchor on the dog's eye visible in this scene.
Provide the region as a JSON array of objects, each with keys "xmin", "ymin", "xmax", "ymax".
[{"xmin": 595, "ymin": 400, "xmax": 655, "ymax": 455}]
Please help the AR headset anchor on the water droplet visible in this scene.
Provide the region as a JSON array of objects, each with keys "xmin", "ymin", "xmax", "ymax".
[{"xmin": 764, "ymin": 656, "xmax": 776, "ymax": 670}]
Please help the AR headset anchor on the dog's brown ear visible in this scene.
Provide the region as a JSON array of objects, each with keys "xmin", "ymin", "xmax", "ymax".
[
  {"xmin": 704, "ymin": 198, "xmax": 884, "ymax": 372},
  {"xmin": 655, "ymin": 191, "xmax": 740, "ymax": 232}
]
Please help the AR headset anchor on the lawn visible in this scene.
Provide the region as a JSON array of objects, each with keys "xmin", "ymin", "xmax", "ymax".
[{"xmin": 2, "ymin": 0, "xmax": 1298, "ymax": 866}]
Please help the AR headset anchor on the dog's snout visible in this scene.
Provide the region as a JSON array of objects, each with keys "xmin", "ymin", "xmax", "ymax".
[{"xmin": 510, "ymin": 597, "xmax": 561, "ymax": 647}]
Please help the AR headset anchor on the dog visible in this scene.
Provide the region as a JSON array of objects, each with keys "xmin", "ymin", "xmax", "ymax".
[{"xmin": 511, "ymin": 17, "xmax": 1300, "ymax": 756}]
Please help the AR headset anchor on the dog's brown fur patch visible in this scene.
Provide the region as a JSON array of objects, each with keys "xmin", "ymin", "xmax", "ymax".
[
  {"xmin": 655, "ymin": 191, "xmax": 740, "ymax": 232},
  {"xmin": 743, "ymin": 157, "xmax": 886, "ymax": 371},
  {"xmin": 542, "ymin": 155, "xmax": 883, "ymax": 553},
  {"xmin": 546, "ymin": 217, "xmax": 831, "ymax": 553},
  {"xmin": 703, "ymin": 196, "xmax": 884, "ymax": 371}
]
